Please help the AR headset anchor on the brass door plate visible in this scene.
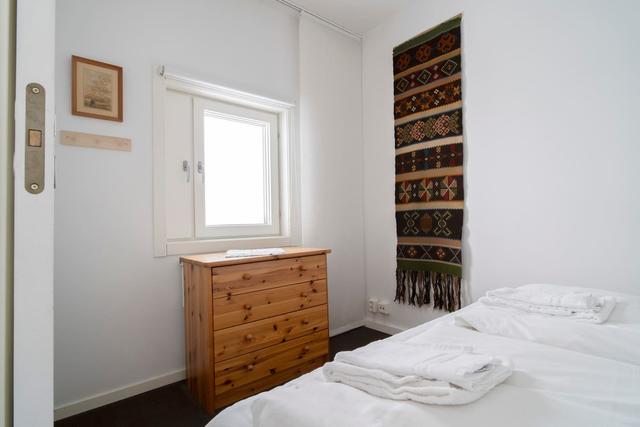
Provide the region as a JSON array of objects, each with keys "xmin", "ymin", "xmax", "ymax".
[{"xmin": 25, "ymin": 83, "xmax": 45, "ymax": 194}]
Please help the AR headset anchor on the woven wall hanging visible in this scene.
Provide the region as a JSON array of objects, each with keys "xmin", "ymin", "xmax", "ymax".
[{"xmin": 393, "ymin": 16, "xmax": 463, "ymax": 312}]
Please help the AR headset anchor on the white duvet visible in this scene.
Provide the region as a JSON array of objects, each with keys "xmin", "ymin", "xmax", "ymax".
[{"xmin": 209, "ymin": 286, "xmax": 640, "ymax": 427}]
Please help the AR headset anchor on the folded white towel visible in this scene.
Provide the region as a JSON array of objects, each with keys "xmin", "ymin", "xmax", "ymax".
[
  {"xmin": 323, "ymin": 361, "xmax": 512, "ymax": 405},
  {"xmin": 224, "ymin": 248, "xmax": 285, "ymax": 258},
  {"xmin": 487, "ymin": 287, "xmax": 598, "ymax": 309},
  {"xmin": 326, "ymin": 340, "xmax": 512, "ymax": 405},
  {"xmin": 480, "ymin": 287, "xmax": 616, "ymax": 324},
  {"xmin": 334, "ymin": 341, "xmax": 498, "ymax": 391}
]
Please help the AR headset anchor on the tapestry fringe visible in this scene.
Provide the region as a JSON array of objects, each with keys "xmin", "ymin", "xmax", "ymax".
[{"xmin": 394, "ymin": 269, "xmax": 461, "ymax": 312}]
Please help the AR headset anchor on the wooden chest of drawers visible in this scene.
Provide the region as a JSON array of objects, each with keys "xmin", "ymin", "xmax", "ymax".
[{"xmin": 180, "ymin": 247, "xmax": 331, "ymax": 412}]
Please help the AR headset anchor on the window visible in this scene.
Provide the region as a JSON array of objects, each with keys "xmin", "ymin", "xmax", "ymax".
[
  {"xmin": 194, "ymin": 98, "xmax": 279, "ymax": 239},
  {"xmin": 153, "ymin": 68, "xmax": 299, "ymax": 256}
]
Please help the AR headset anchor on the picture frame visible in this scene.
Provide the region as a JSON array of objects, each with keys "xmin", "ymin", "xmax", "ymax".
[{"xmin": 71, "ymin": 55, "xmax": 123, "ymax": 122}]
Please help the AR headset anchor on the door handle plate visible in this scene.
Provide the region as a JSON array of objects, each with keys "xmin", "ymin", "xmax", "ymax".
[{"xmin": 25, "ymin": 83, "xmax": 45, "ymax": 194}]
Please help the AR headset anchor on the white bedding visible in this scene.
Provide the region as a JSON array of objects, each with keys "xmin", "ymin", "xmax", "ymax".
[
  {"xmin": 209, "ymin": 286, "xmax": 640, "ymax": 427},
  {"xmin": 456, "ymin": 285, "xmax": 640, "ymax": 365},
  {"xmin": 479, "ymin": 283, "xmax": 620, "ymax": 323},
  {"xmin": 324, "ymin": 339, "xmax": 513, "ymax": 405}
]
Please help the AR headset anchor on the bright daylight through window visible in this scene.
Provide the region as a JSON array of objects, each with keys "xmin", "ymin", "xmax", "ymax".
[
  {"xmin": 203, "ymin": 113, "xmax": 269, "ymax": 226},
  {"xmin": 194, "ymin": 98, "xmax": 280, "ymax": 239}
]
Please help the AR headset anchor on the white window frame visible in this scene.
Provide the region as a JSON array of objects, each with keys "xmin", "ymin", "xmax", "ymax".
[
  {"xmin": 152, "ymin": 66, "xmax": 301, "ymax": 256},
  {"xmin": 193, "ymin": 97, "xmax": 280, "ymax": 239}
]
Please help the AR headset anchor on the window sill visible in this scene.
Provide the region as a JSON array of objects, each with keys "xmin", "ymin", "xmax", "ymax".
[{"xmin": 163, "ymin": 235, "xmax": 294, "ymax": 257}]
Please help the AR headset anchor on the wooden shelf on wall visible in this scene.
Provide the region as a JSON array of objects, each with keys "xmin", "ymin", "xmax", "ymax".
[{"xmin": 60, "ymin": 130, "xmax": 131, "ymax": 152}]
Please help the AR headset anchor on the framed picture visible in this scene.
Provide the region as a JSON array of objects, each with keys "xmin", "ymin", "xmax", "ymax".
[{"xmin": 72, "ymin": 55, "xmax": 123, "ymax": 122}]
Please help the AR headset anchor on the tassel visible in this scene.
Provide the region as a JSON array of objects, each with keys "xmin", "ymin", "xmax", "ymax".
[
  {"xmin": 447, "ymin": 275, "xmax": 453, "ymax": 311},
  {"xmin": 450, "ymin": 276, "xmax": 456, "ymax": 311},
  {"xmin": 423, "ymin": 272, "xmax": 431, "ymax": 306},
  {"xmin": 396, "ymin": 268, "xmax": 463, "ymax": 312},
  {"xmin": 420, "ymin": 271, "xmax": 429, "ymax": 307},
  {"xmin": 409, "ymin": 271, "xmax": 418, "ymax": 306},
  {"xmin": 432, "ymin": 273, "xmax": 441, "ymax": 310},
  {"xmin": 395, "ymin": 269, "xmax": 406, "ymax": 303}
]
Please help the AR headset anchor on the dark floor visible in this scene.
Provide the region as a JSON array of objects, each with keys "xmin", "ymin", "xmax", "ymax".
[
  {"xmin": 55, "ymin": 327, "xmax": 389, "ymax": 427},
  {"xmin": 327, "ymin": 326, "xmax": 389, "ymax": 361}
]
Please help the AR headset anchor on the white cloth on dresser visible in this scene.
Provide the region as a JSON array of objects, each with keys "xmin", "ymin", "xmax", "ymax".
[{"xmin": 224, "ymin": 248, "xmax": 285, "ymax": 258}]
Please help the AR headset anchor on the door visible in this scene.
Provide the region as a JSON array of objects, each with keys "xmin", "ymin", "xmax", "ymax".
[{"xmin": 13, "ymin": 0, "xmax": 55, "ymax": 425}]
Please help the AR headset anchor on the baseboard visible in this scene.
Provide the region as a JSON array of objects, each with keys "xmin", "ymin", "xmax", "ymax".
[
  {"xmin": 54, "ymin": 368, "xmax": 186, "ymax": 421},
  {"xmin": 329, "ymin": 319, "xmax": 365, "ymax": 337},
  {"xmin": 364, "ymin": 319, "xmax": 405, "ymax": 335}
]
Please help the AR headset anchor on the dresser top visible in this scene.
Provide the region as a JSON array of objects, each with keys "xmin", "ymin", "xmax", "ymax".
[{"xmin": 180, "ymin": 247, "xmax": 331, "ymax": 267}]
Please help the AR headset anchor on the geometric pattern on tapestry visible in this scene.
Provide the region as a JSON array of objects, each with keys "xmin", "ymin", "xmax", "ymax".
[
  {"xmin": 395, "ymin": 175, "xmax": 464, "ymax": 204},
  {"xmin": 395, "ymin": 143, "xmax": 463, "ymax": 174},
  {"xmin": 393, "ymin": 15, "xmax": 464, "ymax": 312},
  {"xmin": 394, "ymin": 109, "xmax": 463, "ymax": 149}
]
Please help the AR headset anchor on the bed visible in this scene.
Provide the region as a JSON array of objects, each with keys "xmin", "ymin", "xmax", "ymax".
[{"xmin": 209, "ymin": 285, "xmax": 640, "ymax": 427}]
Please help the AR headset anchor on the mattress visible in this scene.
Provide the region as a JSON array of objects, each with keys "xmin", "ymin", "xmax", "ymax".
[{"xmin": 208, "ymin": 286, "xmax": 640, "ymax": 427}]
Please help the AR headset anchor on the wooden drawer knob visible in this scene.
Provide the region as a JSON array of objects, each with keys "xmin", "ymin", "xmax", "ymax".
[
  {"xmin": 302, "ymin": 345, "xmax": 311, "ymax": 353},
  {"xmin": 246, "ymin": 364, "xmax": 254, "ymax": 371},
  {"xmin": 300, "ymin": 292, "xmax": 308, "ymax": 298},
  {"xmin": 244, "ymin": 304, "xmax": 252, "ymax": 310},
  {"xmin": 245, "ymin": 334, "xmax": 253, "ymax": 342},
  {"xmin": 298, "ymin": 265, "xmax": 307, "ymax": 272},
  {"xmin": 301, "ymin": 319, "xmax": 310, "ymax": 325},
  {"xmin": 242, "ymin": 273, "xmax": 252, "ymax": 280}
]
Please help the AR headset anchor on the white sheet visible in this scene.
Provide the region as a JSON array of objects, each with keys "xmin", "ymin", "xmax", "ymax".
[{"xmin": 209, "ymin": 287, "xmax": 640, "ymax": 427}]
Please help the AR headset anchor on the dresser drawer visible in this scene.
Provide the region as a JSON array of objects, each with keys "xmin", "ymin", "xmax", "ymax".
[
  {"xmin": 215, "ymin": 358, "xmax": 324, "ymax": 409},
  {"xmin": 214, "ymin": 304, "xmax": 328, "ymax": 361},
  {"xmin": 211, "ymin": 255, "xmax": 327, "ymax": 299},
  {"xmin": 213, "ymin": 279, "xmax": 328, "ymax": 330},
  {"xmin": 214, "ymin": 330, "xmax": 328, "ymax": 395}
]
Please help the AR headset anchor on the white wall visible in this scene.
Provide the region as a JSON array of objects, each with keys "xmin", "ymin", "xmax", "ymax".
[
  {"xmin": 363, "ymin": 0, "xmax": 640, "ymax": 331},
  {"xmin": 299, "ymin": 16, "xmax": 366, "ymax": 334},
  {"xmin": 54, "ymin": 0, "xmax": 302, "ymax": 409}
]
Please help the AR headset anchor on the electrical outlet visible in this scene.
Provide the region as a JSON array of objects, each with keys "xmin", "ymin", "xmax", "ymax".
[
  {"xmin": 368, "ymin": 298, "xmax": 379, "ymax": 313},
  {"xmin": 377, "ymin": 301, "xmax": 390, "ymax": 315}
]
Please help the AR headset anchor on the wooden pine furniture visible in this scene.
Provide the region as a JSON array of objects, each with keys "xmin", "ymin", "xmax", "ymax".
[{"xmin": 180, "ymin": 247, "xmax": 331, "ymax": 412}]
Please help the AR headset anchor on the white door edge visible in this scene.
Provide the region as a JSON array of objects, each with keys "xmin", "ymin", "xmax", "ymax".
[{"xmin": 13, "ymin": 0, "xmax": 55, "ymax": 425}]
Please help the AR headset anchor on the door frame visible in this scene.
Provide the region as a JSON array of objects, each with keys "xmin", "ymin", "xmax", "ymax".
[
  {"xmin": 0, "ymin": 0, "xmax": 16, "ymax": 424},
  {"xmin": 13, "ymin": 0, "xmax": 56, "ymax": 425}
]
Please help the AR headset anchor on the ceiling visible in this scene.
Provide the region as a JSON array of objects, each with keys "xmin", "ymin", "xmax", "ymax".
[{"xmin": 287, "ymin": 0, "xmax": 413, "ymax": 36}]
